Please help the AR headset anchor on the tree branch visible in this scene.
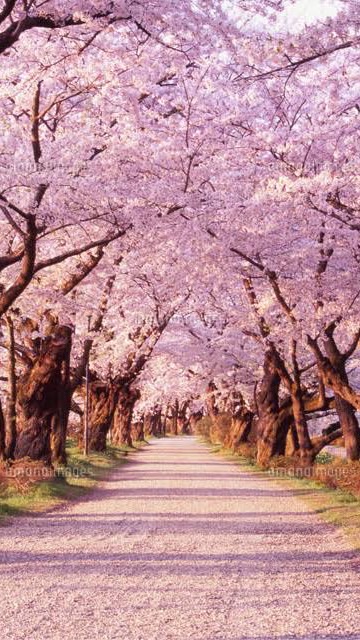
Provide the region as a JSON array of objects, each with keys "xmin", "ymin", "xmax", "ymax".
[{"xmin": 34, "ymin": 226, "xmax": 130, "ymax": 274}]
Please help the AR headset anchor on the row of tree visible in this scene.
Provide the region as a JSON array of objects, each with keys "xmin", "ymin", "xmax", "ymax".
[{"xmin": 0, "ymin": 0, "xmax": 360, "ymax": 467}]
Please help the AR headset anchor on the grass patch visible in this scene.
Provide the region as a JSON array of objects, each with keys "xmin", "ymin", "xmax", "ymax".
[
  {"xmin": 201, "ymin": 437, "xmax": 360, "ymax": 550},
  {"xmin": 315, "ymin": 451, "xmax": 335, "ymax": 465},
  {"xmin": 0, "ymin": 439, "xmax": 146, "ymax": 522}
]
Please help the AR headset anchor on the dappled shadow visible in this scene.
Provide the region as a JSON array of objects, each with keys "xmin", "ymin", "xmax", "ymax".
[
  {"xmin": 42, "ymin": 510, "xmax": 312, "ymax": 519},
  {"xmin": 97, "ymin": 486, "xmax": 313, "ymax": 498},
  {"xmin": 115, "ymin": 472, "xmax": 255, "ymax": 480},
  {"xmin": 0, "ymin": 549, "xmax": 358, "ymax": 578},
  {"xmin": 0, "ymin": 516, "xmax": 330, "ymax": 538}
]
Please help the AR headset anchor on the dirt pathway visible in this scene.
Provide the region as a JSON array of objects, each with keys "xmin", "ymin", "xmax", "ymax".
[{"xmin": 1, "ymin": 437, "xmax": 360, "ymax": 640}]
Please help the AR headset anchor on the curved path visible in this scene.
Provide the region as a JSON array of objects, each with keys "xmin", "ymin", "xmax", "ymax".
[{"xmin": 1, "ymin": 437, "xmax": 360, "ymax": 640}]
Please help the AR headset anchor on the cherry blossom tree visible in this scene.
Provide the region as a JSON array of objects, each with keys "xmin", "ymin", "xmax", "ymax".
[{"xmin": 0, "ymin": 0, "xmax": 359, "ymax": 465}]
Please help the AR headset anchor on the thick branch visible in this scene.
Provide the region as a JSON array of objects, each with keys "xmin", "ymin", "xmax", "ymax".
[
  {"xmin": 34, "ymin": 226, "xmax": 129, "ymax": 274},
  {"xmin": 307, "ymin": 336, "xmax": 360, "ymax": 411},
  {"xmin": 0, "ymin": 10, "xmax": 130, "ymax": 54},
  {"xmin": 242, "ymin": 276, "xmax": 270, "ymax": 339},
  {"xmin": 31, "ymin": 81, "xmax": 42, "ymax": 164},
  {"xmin": 60, "ymin": 247, "xmax": 105, "ymax": 295},
  {"xmin": 232, "ymin": 247, "xmax": 296, "ymax": 324},
  {"xmin": 0, "ymin": 214, "xmax": 37, "ymax": 317},
  {"xmin": 235, "ymin": 38, "xmax": 360, "ymax": 81},
  {"xmin": 0, "ymin": 0, "xmax": 16, "ymax": 25},
  {"xmin": 70, "ymin": 338, "xmax": 93, "ymax": 392},
  {"xmin": 344, "ymin": 328, "xmax": 360, "ymax": 360},
  {"xmin": 312, "ymin": 428, "xmax": 343, "ymax": 456}
]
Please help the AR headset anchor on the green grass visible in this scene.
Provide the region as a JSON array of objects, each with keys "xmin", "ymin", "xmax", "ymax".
[
  {"xmin": 315, "ymin": 451, "xmax": 335, "ymax": 465},
  {"xmin": 0, "ymin": 439, "xmax": 146, "ymax": 522},
  {"xmin": 202, "ymin": 438, "xmax": 360, "ymax": 550}
]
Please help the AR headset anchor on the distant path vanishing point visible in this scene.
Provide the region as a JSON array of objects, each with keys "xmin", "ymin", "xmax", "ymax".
[{"xmin": 1, "ymin": 437, "xmax": 360, "ymax": 640}]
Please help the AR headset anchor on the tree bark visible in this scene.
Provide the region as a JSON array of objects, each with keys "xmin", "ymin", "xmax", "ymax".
[
  {"xmin": 112, "ymin": 388, "xmax": 140, "ymax": 447},
  {"xmin": 333, "ymin": 394, "xmax": 360, "ymax": 460},
  {"xmin": 256, "ymin": 351, "xmax": 283, "ymax": 465},
  {"xmin": 290, "ymin": 341, "xmax": 314, "ymax": 464},
  {"xmin": 5, "ymin": 315, "xmax": 17, "ymax": 459},
  {"xmin": 226, "ymin": 409, "xmax": 254, "ymax": 450},
  {"xmin": 205, "ymin": 381, "xmax": 218, "ymax": 419},
  {"xmin": 88, "ymin": 382, "xmax": 118, "ymax": 452},
  {"xmin": 144, "ymin": 407, "xmax": 162, "ymax": 437},
  {"xmin": 177, "ymin": 401, "xmax": 190, "ymax": 434},
  {"xmin": 267, "ymin": 342, "xmax": 336, "ymax": 465},
  {"xmin": 323, "ymin": 331, "xmax": 360, "ymax": 460},
  {"xmin": 189, "ymin": 410, "xmax": 203, "ymax": 434},
  {"xmin": 131, "ymin": 418, "xmax": 145, "ymax": 442},
  {"xmin": 0, "ymin": 214, "xmax": 37, "ymax": 317},
  {"xmin": 14, "ymin": 325, "xmax": 72, "ymax": 463},
  {"xmin": 50, "ymin": 331, "xmax": 72, "ymax": 464},
  {"xmin": 160, "ymin": 407, "xmax": 167, "ymax": 436},
  {"xmin": 307, "ymin": 335, "xmax": 360, "ymax": 412},
  {"xmin": 0, "ymin": 396, "xmax": 5, "ymax": 460},
  {"xmin": 170, "ymin": 399, "xmax": 179, "ymax": 435},
  {"xmin": 285, "ymin": 423, "xmax": 299, "ymax": 456}
]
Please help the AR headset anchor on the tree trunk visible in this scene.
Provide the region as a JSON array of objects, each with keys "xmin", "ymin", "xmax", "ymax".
[
  {"xmin": 112, "ymin": 388, "xmax": 140, "ymax": 447},
  {"xmin": 170, "ymin": 399, "xmax": 179, "ymax": 435},
  {"xmin": 162, "ymin": 405, "xmax": 169, "ymax": 435},
  {"xmin": 205, "ymin": 381, "xmax": 218, "ymax": 419},
  {"xmin": 226, "ymin": 410, "xmax": 253, "ymax": 450},
  {"xmin": 178, "ymin": 415, "xmax": 188, "ymax": 434},
  {"xmin": 285, "ymin": 423, "xmax": 299, "ymax": 456},
  {"xmin": 5, "ymin": 316, "xmax": 17, "ymax": 459},
  {"xmin": 290, "ymin": 344, "xmax": 314, "ymax": 465},
  {"xmin": 0, "ymin": 397, "xmax": 5, "ymax": 460},
  {"xmin": 15, "ymin": 326, "xmax": 72, "ymax": 463},
  {"xmin": 311, "ymin": 355, "xmax": 360, "ymax": 411},
  {"xmin": 88, "ymin": 382, "xmax": 117, "ymax": 452},
  {"xmin": 334, "ymin": 394, "xmax": 360, "ymax": 461},
  {"xmin": 323, "ymin": 333, "xmax": 360, "ymax": 460},
  {"xmin": 50, "ymin": 331, "xmax": 72, "ymax": 464},
  {"xmin": 177, "ymin": 401, "xmax": 190, "ymax": 434},
  {"xmin": 144, "ymin": 408, "xmax": 162, "ymax": 437},
  {"xmin": 131, "ymin": 419, "xmax": 145, "ymax": 442},
  {"xmin": 256, "ymin": 352, "xmax": 282, "ymax": 465},
  {"xmin": 291, "ymin": 389, "xmax": 314, "ymax": 464},
  {"xmin": 144, "ymin": 413, "xmax": 152, "ymax": 437},
  {"xmin": 189, "ymin": 411, "xmax": 203, "ymax": 434}
]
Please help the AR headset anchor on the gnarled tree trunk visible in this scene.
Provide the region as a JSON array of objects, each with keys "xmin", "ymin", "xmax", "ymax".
[
  {"xmin": 256, "ymin": 351, "xmax": 283, "ymax": 466},
  {"xmin": 15, "ymin": 325, "xmax": 72, "ymax": 463},
  {"xmin": 88, "ymin": 382, "xmax": 118, "ymax": 452},
  {"xmin": 112, "ymin": 388, "xmax": 140, "ymax": 447},
  {"xmin": 334, "ymin": 394, "xmax": 360, "ymax": 460},
  {"xmin": 5, "ymin": 315, "xmax": 17, "ymax": 459},
  {"xmin": 50, "ymin": 332, "xmax": 72, "ymax": 464},
  {"xmin": 131, "ymin": 418, "xmax": 145, "ymax": 442},
  {"xmin": 225, "ymin": 409, "xmax": 254, "ymax": 450},
  {"xmin": 290, "ymin": 343, "xmax": 314, "ymax": 465},
  {"xmin": 308, "ymin": 328, "xmax": 360, "ymax": 460},
  {"xmin": 324, "ymin": 329, "xmax": 360, "ymax": 460},
  {"xmin": 266, "ymin": 343, "xmax": 341, "ymax": 465}
]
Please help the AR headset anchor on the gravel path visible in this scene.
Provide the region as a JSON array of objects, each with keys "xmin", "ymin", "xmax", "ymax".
[{"xmin": 1, "ymin": 437, "xmax": 360, "ymax": 640}]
